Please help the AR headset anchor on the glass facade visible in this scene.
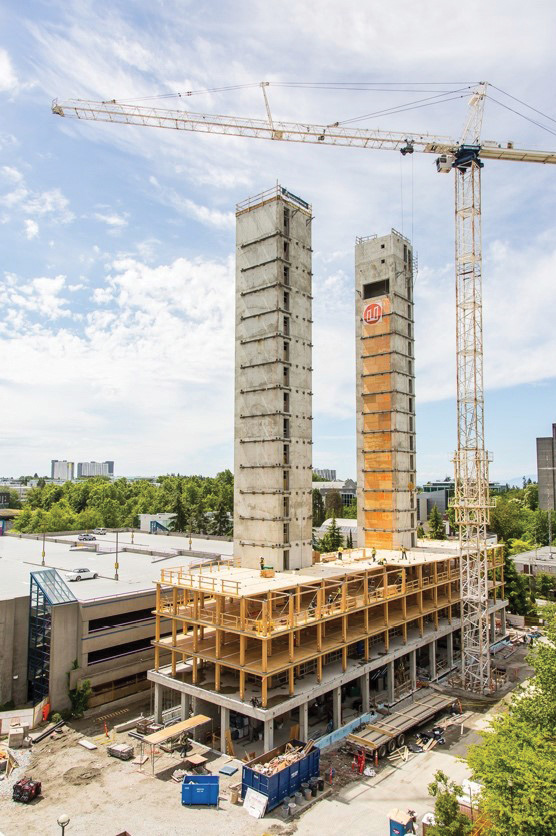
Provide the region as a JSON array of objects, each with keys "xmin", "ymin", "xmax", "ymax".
[{"xmin": 27, "ymin": 570, "xmax": 76, "ymax": 703}]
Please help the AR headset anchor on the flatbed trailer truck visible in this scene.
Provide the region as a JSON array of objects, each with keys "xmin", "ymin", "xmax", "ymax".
[{"xmin": 347, "ymin": 690, "xmax": 456, "ymax": 759}]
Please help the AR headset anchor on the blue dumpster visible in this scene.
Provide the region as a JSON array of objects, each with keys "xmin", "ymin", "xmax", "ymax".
[
  {"xmin": 242, "ymin": 740, "xmax": 320, "ymax": 812},
  {"xmin": 181, "ymin": 774, "xmax": 219, "ymax": 806}
]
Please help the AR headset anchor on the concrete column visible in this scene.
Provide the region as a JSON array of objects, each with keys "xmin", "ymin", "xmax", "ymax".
[
  {"xmin": 500, "ymin": 607, "xmax": 507, "ymax": 636},
  {"xmin": 263, "ymin": 718, "xmax": 274, "ymax": 752},
  {"xmin": 446, "ymin": 632, "xmax": 454, "ymax": 669},
  {"xmin": 409, "ymin": 650, "xmax": 417, "ymax": 691},
  {"xmin": 191, "ymin": 696, "xmax": 198, "ymax": 740},
  {"xmin": 360, "ymin": 673, "xmax": 370, "ymax": 714},
  {"xmin": 387, "ymin": 660, "xmax": 395, "ymax": 704},
  {"xmin": 332, "ymin": 686, "xmax": 342, "ymax": 730},
  {"xmin": 180, "ymin": 692, "xmax": 190, "ymax": 721},
  {"xmin": 220, "ymin": 706, "xmax": 230, "ymax": 752},
  {"xmin": 299, "ymin": 701, "xmax": 309, "ymax": 743},
  {"xmin": 153, "ymin": 683, "xmax": 162, "ymax": 723},
  {"xmin": 429, "ymin": 640, "xmax": 437, "ymax": 681},
  {"xmin": 490, "ymin": 611, "xmax": 496, "ymax": 641}
]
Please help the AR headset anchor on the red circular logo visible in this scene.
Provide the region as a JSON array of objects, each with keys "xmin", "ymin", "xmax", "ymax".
[{"xmin": 363, "ymin": 302, "xmax": 383, "ymax": 324}]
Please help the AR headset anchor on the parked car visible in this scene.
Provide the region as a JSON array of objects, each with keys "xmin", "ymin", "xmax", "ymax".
[
  {"xmin": 93, "ymin": 528, "xmax": 107, "ymax": 535},
  {"xmin": 65, "ymin": 568, "xmax": 98, "ymax": 582},
  {"xmin": 78, "ymin": 533, "xmax": 96, "ymax": 541}
]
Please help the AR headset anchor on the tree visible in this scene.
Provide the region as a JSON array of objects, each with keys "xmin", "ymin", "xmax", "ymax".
[
  {"xmin": 467, "ymin": 606, "xmax": 556, "ymax": 835},
  {"xmin": 319, "ymin": 515, "xmax": 343, "ymax": 553},
  {"xmin": 191, "ymin": 502, "xmax": 209, "ymax": 535},
  {"xmin": 169, "ymin": 494, "xmax": 187, "ymax": 532},
  {"xmin": 503, "ymin": 553, "xmax": 534, "ymax": 616},
  {"xmin": 312, "ymin": 489, "xmax": 325, "ymax": 527},
  {"xmin": 428, "ymin": 504, "xmax": 446, "ymax": 540},
  {"xmin": 535, "ymin": 572, "xmax": 556, "ymax": 600},
  {"xmin": 211, "ymin": 501, "xmax": 231, "ymax": 536},
  {"xmin": 417, "ymin": 524, "xmax": 426, "ymax": 539},
  {"xmin": 346, "ymin": 529, "xmax": 354, "ymax": 549},
  {"xmin": 324, "ymin": 489, "xmax": 343, "ymax": 519},
  {"xmin": 426, "ymin": 770, "xmax": 472, "ymax": 836}
]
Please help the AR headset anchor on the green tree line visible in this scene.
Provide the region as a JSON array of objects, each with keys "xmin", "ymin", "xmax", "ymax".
[{"xmin": 12, "ymin": 472, "xmax": 234, "ymax": 536}]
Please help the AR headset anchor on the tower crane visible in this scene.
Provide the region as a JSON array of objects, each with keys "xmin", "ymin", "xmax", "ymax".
[{"xmin": 52, "ymin": 84, "xmax": 556, "ymax": 693}]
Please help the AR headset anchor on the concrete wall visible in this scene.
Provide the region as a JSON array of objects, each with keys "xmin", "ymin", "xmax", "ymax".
[
  {"xmin": 355, "ymin": 231, "xmax": 416, "ymax": 550},
  {"xmin": 234, "ymin": 187, "xmax": 313, "ymax": 570},
  {"xmin": 0, "ymin": 594, "xmax": 29, "ymax": 706},
  {"xmin": 50, "ymin": 602, "xmax": 81, "ymax": 711}
]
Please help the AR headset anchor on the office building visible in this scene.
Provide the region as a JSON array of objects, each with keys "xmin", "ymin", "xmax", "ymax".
[
  {"xmin": 51, "ymin": 460, "xmax": 74, "ymax": 481},
  {"xmin": 313, "ymin": 468, "xmax": 336, "ymax": 481},
  {"xmin": 77, "ymin": 461, "xmax": 115, "ymax": 478},
  {"xmin": 537, "ymin": 423, "xmax": 556, "ymax": 511},
  {"xmin": 355, "ymin": 230, "xmax": 416, "ymax": 551},
  {"xmin": 233, "ymin": 185, "xmax": 313, "ymax": 571}
]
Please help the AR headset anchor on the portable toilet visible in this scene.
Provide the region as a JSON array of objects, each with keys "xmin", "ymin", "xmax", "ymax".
[{"xmin": 388, "ymin": 808, "xmax": 414, "ymax": 835}]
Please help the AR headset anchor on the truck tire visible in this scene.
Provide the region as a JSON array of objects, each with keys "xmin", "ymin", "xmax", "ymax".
[
  {"xmin": 397, "ymin": 733, "xmax": 406, "ymax": 747},
  {"xmin": 387, "ymin": 739, "xmax": 396, "ymax": 753},
  {"xmin": 377, "ymin": 744, "xmax": 387, "ymax": 759}
]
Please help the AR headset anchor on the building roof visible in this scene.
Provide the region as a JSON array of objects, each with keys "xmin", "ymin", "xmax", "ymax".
[
  {"xmin": 512, "ymin": 545, "xmax": 556, "ymax": 565},
  {"xmin": 315, "ymin": 480, "xmax": 356, "ymax": 491},
  {"xmin": 0, "ymin": 532, "xmax": 233, "ymax": 603}
]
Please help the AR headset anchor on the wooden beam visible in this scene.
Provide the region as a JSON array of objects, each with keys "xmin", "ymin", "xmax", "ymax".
[
  {"xmin": 364, "ymin": 636, "xmax": 370, "ymax": 661},
  {"xmin": 317, "ymin": 655, "xmax": 323, "ymax": 683},
  {"xmin": 289, "ymin": 593, "xmax": 295, "ymax": 627},
  {"xmin": 240, "ymin": 634, "xmax": 246, "ymax": 666},
  {"xmin": 289, "ymin": 630, "xmax": 294, "ymax": 663},
  {"xmin": 240, "ymin": 597, "xmax": 246, "ymax": 630},
  {"xmin": 342, "ymin": 614, "xmax": 347, "ymax": 643},
  {"xmin": 192, "ymin": 656, "xmax": 198, "ymax": 684},
  {"xmin": 262, "ymin": 676, "xmax": 268, "ymax": 708},
  {"xmin": 317, "ymin": 623, "xmax": 322, "ymax": 652},
  {"xmin": 342, "ymin": 645, "xmax": 347, "ymax": 672},
  {"xmin": 240, "ymin": 669, "xmax": 245, "ymax": 700},
  {"xmin": 215, "ymin": 629, "xmax": 222, "ymax": 659},
  {"xmin": 289, "ymin": 666, "xmax": 294, "ymax": 697},
  {"xmin": 215, "ymin": 663, "xmax": 221, "ymax": 692},
  {"xmin": 262, "ymin": 638, "xmax": 268, "ymax": 673}
]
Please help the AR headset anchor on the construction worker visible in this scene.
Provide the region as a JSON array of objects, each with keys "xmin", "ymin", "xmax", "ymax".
[
  {"xmin": 357, "ymin": 749, "xmax": 366, "ymax": 774},
  {"xmin": 371, "ymin": 547, "xmax": 377, "ymax": 561},
  {"xmin": 260, "ymin": 556, "xmax": 264, "ymax": 570},
  {"xmin": 401, "ymin": 545, "xmax": 407, "ymax": 561}
]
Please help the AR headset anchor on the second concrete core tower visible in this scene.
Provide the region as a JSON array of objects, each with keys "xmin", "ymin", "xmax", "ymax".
[
  {"xmin": 234, "ymin": 186, "xmax": 313, "ymax": 570},
  {"xmin": 355, "ymin": 230, "xmax": 416, "ymax": 550}
]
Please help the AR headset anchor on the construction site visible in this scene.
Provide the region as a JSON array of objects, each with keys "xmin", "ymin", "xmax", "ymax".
[{"xmin": 2, "ymin": 78, "xmax": 555, "ymax": 834}]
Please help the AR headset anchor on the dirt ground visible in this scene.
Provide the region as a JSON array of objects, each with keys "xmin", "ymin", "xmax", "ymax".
[{"xmin": 0, "ymin": 644, "xmax": 533, "ymax": 836}]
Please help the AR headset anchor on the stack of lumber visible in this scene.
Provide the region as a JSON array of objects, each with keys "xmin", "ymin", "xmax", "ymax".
[{"xmin": 251, "ymin": 741, "xmax": 314, "ymax": 776}]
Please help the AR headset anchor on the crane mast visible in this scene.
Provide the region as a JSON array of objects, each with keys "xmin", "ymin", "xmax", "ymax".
[{"xmin": 52, "ymin": 88, "xmax": 556, "ymax": 694}]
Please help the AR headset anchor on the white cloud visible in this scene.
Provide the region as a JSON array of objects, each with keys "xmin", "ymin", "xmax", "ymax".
[
  {"xmin": 24, "ymin": 219, "xmax": 39, "ymax": 240},
  {"xmin": 0, "ymin": 48, "xmax": 17, "ymax": 93},
  {"xmin": 1, "ymin": 273, "xmax": 70, "ymax": 320},
  {"xmin": 93, "ymin": 211, "xmax": 129, "ymax": 230},
  {"xmin": 1, "ymin": 165, "xmax": 23, "ymax": 183}
]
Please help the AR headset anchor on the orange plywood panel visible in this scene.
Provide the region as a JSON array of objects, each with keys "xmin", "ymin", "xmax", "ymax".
[
  {"xmin": 363, "ymin": 432, "xmax": 391, "ymax": 452},
  {"xmin": 363, "ymin": 413, "xmax": 391, "ymax": 431},
  {"xmin": 364, "ymin": 530, "xmax": 395, "ymax": 550},
  {"xmin": 362, "ymin": 376, "xmax": 391, "ymax": 395},
  {"xmin": 361, "ymin": 335, "xmax": 390, "ymax": 355},
  {"xmin": 365, "ymin": 475, "xmax": 394, "ymax": 491},
  {"xmin": 363, "ymin": 356, "xmax": 390, "ymax": 375},
  {"xmin": 364, "ymin": 452, "xmax": 393, "ymax": 470}
]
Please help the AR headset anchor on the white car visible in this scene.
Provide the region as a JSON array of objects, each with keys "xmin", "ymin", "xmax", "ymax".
[
  {"xmin": 93, "ymin": 528, "xmax": 106, "ymax": 535},
  {"xmin": 65, "ymin": 567, "xmax": 98, "ymax": 582}
]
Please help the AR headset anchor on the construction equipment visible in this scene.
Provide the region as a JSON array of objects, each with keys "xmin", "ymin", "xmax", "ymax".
[
  {"xmin": 12, "ymin": 776, "xmax": 42, "ymax": 803},
  {"xmin": 51, "ymin": 84, "xmax": 556, "ymax": 693}
]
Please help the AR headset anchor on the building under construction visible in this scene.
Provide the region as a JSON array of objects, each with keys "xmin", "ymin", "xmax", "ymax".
[
  {"xmin": 148, "ymin": 544, "xmax": 506, "ymax": 750},
  {"xmin": 147, "ymin": 186, "xmax": 508, "ymax": 746}
]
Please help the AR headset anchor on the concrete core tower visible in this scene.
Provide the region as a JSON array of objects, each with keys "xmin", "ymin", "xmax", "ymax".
[
  {"xmin": 234, "ymin": 186, "xmax": 313, "ymax": 570},
  {"xmin": 355, "ymin": 230, "xmax": 416, "ymax": 550}
]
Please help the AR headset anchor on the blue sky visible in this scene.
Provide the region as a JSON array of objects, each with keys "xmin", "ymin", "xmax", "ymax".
[{"xmin": 1, "ymin": 0, "xmax": 555, "ymax": 482}]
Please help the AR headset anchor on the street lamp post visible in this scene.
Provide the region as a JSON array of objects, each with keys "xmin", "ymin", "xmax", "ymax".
[
  {"xmin": 115, "ymin": 531, "xmax": 119, "ymax": 581},
  {"xmin": 57, "ymin": 813, "xmax": 70, "ymax": 835}
]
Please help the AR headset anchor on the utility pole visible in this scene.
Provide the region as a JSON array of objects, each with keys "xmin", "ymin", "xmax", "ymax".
[{"xmin": 41, "ymin": 529, "xmax": 46, "ymax": 566}]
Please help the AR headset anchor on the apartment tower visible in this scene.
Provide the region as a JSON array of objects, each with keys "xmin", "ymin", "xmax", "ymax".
[
  {"xmin": 233, "ymin": 186, "xmax": 313, "ymax": 570},
  {"xmin": 355, "ymin": 230, "xmax": 416, "ymax": 550}
]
